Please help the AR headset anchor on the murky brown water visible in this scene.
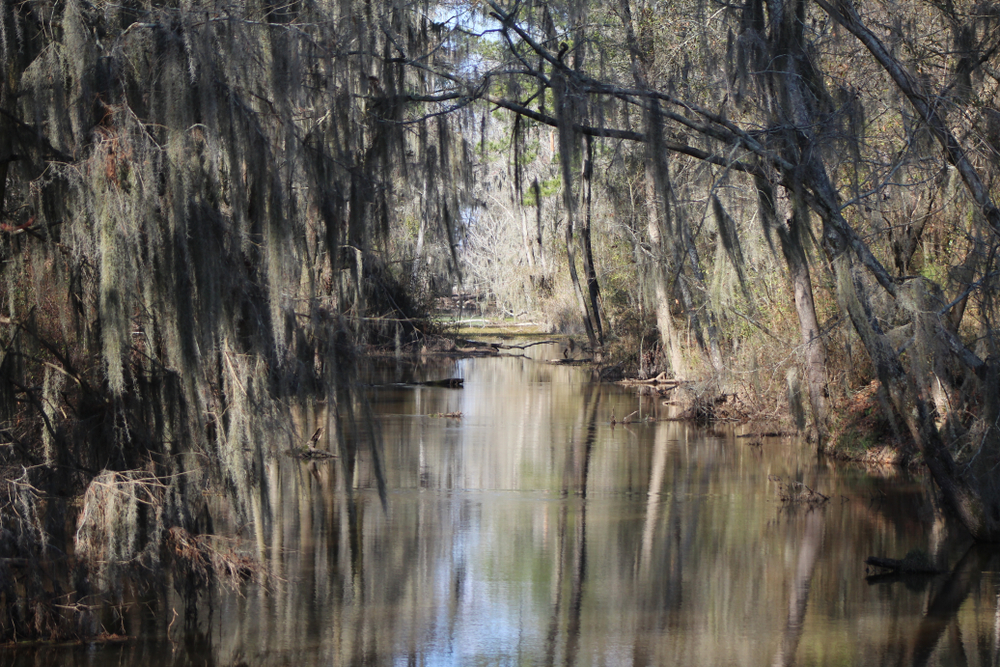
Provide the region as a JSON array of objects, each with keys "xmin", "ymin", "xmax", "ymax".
[{"xmin": 5, "ymin": 343, "xmax": 1000, "ymax": 666}]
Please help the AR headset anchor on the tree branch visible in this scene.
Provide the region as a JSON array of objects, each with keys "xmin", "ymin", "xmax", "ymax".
[{"xmin": 818, "ymin": 0, "xmax": 1000, "ymax": 236}]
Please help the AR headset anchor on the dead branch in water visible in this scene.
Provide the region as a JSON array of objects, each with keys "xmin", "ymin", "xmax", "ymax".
[
  {"xmin": 768, "ymin": 475, "xmax": 830, "ymax": 504},
  {"xmin": 167, "ymin": 527, "xmax": 262, "ymax": 588},
  {"xmin": 496, "ymin": 339, "xmax": 559, "ymax": 349},
  {"xmin": 865, "ymin": 549, "xmax": 944, "ymax": 575}
]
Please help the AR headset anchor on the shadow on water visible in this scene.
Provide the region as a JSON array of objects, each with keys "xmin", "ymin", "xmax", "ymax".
[
  {"xmin": 863, "ymin": 544, "xmax": 1000, "ymax": 667},
  {"xmin": 771, "ymin": 507, "xmax": 825, "ymax": 667}
]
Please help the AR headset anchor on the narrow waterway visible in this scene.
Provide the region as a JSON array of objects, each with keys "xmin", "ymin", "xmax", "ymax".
[{"xmin": 6, "ymin": 343, "xmax": 999, "ymax": 666}]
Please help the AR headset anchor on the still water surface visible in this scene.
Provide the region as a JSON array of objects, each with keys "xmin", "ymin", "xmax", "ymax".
[{"xmin": 7, "ymin": 343, "xmax": 1000, "ymax": 666}]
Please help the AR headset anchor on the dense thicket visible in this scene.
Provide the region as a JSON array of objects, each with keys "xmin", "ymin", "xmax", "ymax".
[{"xmin": 450, "ymin": 0, "xmax": 1000, "ymax": 540}]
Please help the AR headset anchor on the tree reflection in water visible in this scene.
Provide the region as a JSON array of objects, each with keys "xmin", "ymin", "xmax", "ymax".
[
  {"xmin": 772, "ymin": 508, "xmax": 824, "ymax": 667},
  {"xmin": 5, "ymin": 348, "xmax": 1000, "ymax": 667}
]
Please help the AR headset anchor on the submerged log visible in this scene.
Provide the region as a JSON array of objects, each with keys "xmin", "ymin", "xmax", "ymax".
[
  {"xmin": 376, "ymin": 378, "xmax": 465, "ymax": 389},
  {"xmin": 417, "ymin": 377, "xmax": 464, "ymax": 388},
  {"xmin": 865, "ymin": 554, "xmax": 944, "ymax": 574}
]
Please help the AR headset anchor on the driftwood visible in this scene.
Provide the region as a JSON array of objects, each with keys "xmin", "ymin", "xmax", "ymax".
[
  {"xmin": 768, "ymin": 475, "xmax": 830, "ymax": 504},
  {"xmin": 619, "ymin": 372, "xmax": 689, "ymax": 387},
  {"xmin": 454, "ymin": 346, "xmax": 500, "ymax": 356},
  {"xmin": 286, "ymin": 446, "xmax": 337, "ymax": 460},
  {"xmin": 282, "ymin": 427, "xmax": 338, "ymax": 460},
  {"xmin": 610, "ymin": 410, "xmax": 640, "ymax": 425}
]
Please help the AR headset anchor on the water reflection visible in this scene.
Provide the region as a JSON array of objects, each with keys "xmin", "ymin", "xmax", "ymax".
[
  {"xmin": 771, "ymin": 508, "xmax": 823, "ymax": 667},
  {"xmin": 3, "ymin": 344, "xmax": 998, "ymax": 667}
]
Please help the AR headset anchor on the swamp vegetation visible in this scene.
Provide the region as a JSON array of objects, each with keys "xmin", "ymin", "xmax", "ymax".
[{"xmin": 2, "ymin": 0, "xmax": 1000, "ymax": 642}]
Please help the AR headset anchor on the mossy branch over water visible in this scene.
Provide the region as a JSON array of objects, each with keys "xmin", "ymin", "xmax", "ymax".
[{"xmin": 0, "ymin": 0, "xmax": 463, "ymax": 640}]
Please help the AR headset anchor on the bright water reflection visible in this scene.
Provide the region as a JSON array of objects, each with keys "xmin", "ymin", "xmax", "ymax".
[{"xmin": 6, "ymin": 343, "xmax": 1000, "ymax": 667}]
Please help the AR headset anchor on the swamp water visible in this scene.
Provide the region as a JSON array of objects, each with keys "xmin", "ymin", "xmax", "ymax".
[{"xmin": 5, "ymin": 343, "xmax": 999, "ymax": 666}]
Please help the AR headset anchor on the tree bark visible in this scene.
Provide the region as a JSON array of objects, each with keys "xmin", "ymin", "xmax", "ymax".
[
  {"xmin": 513, "ymin": 117, "xmax": 538, "ymax": 279},
  {"xmin": 554, "ymin": 79, "xmax": 599, "ymax": 350},
  {"xmin": 643, "ymin": 160, "xmax": 682, "ymax": 376},
  {"xmin": 780, "ymin": 211, "xmax": 829, "ymax": 441},
  {"xmin": 819, "ymin": 0, "xmax": 1000, "ymax": 235},
  {"xmin": 756, "ymin": 178, "xmax": 829, "ymax": 439},
  {"xmin": 580, "ymin": 136, "xmax": 603, "ymax": 344},
  {"xmin": 784, "ymin": 233, "xmax": 829, "ymax": 440}
]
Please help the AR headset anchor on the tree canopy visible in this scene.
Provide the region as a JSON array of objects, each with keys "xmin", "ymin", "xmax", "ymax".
[{"xmin": 3, "ymin": 0, "xmax": 1000, "ymax": 639}]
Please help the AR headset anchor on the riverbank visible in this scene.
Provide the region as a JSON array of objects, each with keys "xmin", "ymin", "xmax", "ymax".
[{"xmin": 399, "ymin": 323, "xmax": 919, "ymax": 469}]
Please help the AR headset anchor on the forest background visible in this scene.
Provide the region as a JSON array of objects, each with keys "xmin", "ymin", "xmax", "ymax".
[{"xmin": 3, "ymin": 0, "xmax": 1000, "ymax": 639}]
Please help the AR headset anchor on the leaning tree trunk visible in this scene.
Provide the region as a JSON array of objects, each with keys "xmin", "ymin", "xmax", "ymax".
[
  {"xmin": 793, "ymin": 0, "xmax": 1000, "ymax": 541},
  {"xmin": 579, "ymin": 136, "xmax": 603, "ymax": 344},
  {"xmin": 828, "ymin": 241, "xmax": 1000, "ymax": 541},
  {"xmin": 563, "ymin": 192, "xmax": 599, "ymax": 350}
]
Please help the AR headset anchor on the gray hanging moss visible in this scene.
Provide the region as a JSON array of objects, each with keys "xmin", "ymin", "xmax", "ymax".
[{"xmin": 0, "ymin": 0, "xmax": 463, "ymax": 640}]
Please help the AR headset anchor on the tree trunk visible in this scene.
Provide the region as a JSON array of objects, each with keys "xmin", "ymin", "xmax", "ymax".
[
  {"xmin": 620, "ymin": 0, "xmax": 685, "ymax": 375},
  {"xmin": 679, "ymin": 212, "xmax": 724, "ymax": 373},
  {"xmin": 0, "ymin": 143, "xmax": 8, "ymax": 220},
  {"xmin": 755, "ymin": 178, "xmax": 829, "ymax": 439},
  {"xmin": 564, "ymin": 203, "xmax": 598, "ymax": 349},
  {"xmin": 787, "ymin": 247, "xmax": 829, "ymax": 441},
  {"xmin": 519, "ymin": 206, "xmax": 537, "ymax": 274},
  {"xmin": 580, "ymin": 136, "xmax": 603, "ymax": 344},
  {"xmin": 553, "ymin": 73, "xmax": 599, "ymax": 350},
  {"xmin": 532, "ymin": 179, "xmax": 548, "ymax": 276},
  {"xmin": 826, "ymin": 226, "xmax": 1000, "ymax": 542},
  {"xmin": 410, "ymin": 168, "xmax": 430, "ymax": 288},
  {"xmin": 781, "ymin": 213, "xmax": 829, "ymax": 441},
  {"xmin": 513, "ymin": 117, "xmax": 537, "ymax": 279},
  {"xmin": 643, "ymin": 162, "xmax": 682, "ymax": 376}
]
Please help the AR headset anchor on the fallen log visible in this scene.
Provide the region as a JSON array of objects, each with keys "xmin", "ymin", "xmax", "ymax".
[
  {"xmin": 497, "ymin": 339, "xmax": 559, "ymax": 350},
  {"xmin": 618, "ymin": 373, "xmax": 690, "ymax": 387},
  {"xmin": 454, "ymin": 346, "xmax": 500, "ymax": 356}
]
